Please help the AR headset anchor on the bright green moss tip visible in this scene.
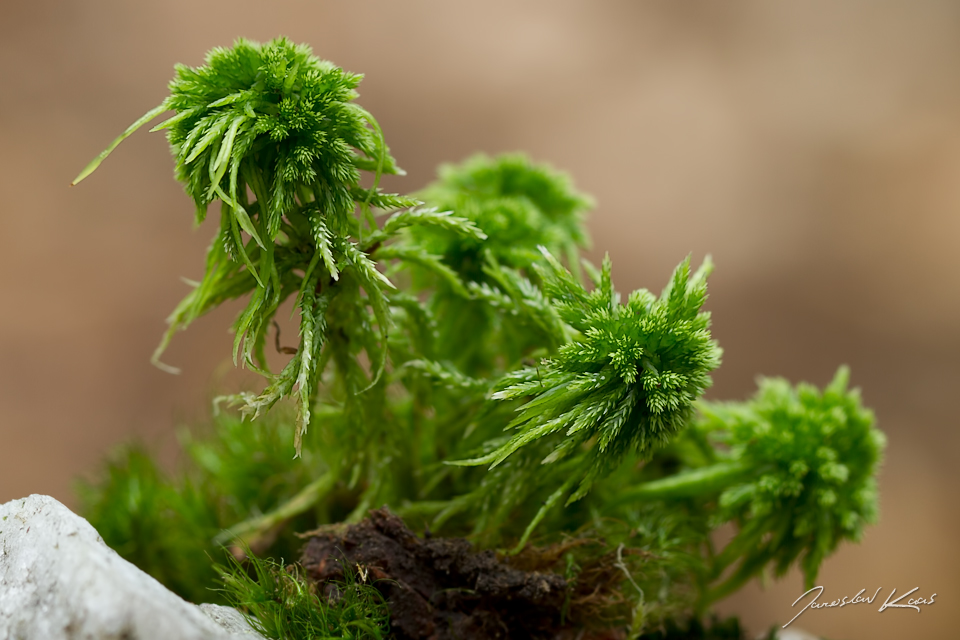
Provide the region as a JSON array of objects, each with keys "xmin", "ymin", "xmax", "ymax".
[
  {"xmin": 713, "ymin": 366, "xmax": 885, "ymax": 588},
  {"xmin": 461, "ymin": 251, "xmax": 721, "ymax": 504},
  {"xmin": 415, "ymin": 153, "xmax": 593, "ymax": 279},
  {"xmin": 160, "ymin": 36, "xmax": 402, "ymax": 231}
]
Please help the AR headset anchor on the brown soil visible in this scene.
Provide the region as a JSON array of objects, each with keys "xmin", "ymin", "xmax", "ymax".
[{"xmin": 298, "ymin": 507, "xmax": 636, "ymax": 640}]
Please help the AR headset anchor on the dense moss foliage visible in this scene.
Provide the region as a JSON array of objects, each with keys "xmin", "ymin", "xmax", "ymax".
[{"xmin": 76, "ymin": 37, "xmax": 885, "ymax": 639}]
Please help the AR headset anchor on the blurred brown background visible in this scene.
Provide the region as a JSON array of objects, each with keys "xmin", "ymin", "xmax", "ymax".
[{"xmin": 1, "ymin": 1, "xmax": 958, "ymax": 638}]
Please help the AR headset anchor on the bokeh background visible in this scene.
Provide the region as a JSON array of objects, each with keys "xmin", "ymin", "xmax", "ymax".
[{"xmin": 2, "ymin": 2, "xmax": 958, "ymax": 638}]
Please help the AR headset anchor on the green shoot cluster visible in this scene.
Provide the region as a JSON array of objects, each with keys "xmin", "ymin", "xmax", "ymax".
[
  {"xmin": 435, "ymin": 251, "xmax": 721, "ymax": 549},
  {"xmin": 474, "ymin": 253, "xmax": 719, "ymax": 484},
  {"xmin": 708, "ymin": 368, "xmax": 883, "ymax": 592},
  {"xmin": 611, "ymin": 367, "xmax": 884, "ymax": 605},
  {"xmin": 76, "ymin": 37, "xmax": 885, "ymax": 637},
  {"xmin": 75, "ymin": 37, "xmax": 483, "ymax": 455},
  {"xmin": 414, "ymin": 153, "xmax": 592, "ymax": 277},
  {"xmin": 217, "ymin": 552, "xmax": 389, "ymax": 639},
  {"xmin": 394, "ymin": 153, "xmax": 593, "ymax": 374},
  {"xmin": 76, "ymin": 408, "xmax": 330, "ymax": 604}
]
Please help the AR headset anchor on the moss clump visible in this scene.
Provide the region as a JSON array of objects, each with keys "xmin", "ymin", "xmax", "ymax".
[
  {"xmin": 75, "ymin": 37, "xmax": 884, "ymax": 639},
  {"xmin": 217, "ymin": 551, "xmax": 390, "ymax": 640}
]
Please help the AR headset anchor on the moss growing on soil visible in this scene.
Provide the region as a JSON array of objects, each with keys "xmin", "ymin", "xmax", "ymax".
[
  {"xmin": 217, "ymin": 549, "xmax": 391, "ymax": 639},
  {"xmin": 74, "ymin": 37, "xmax": 884, "ymax": 639}
]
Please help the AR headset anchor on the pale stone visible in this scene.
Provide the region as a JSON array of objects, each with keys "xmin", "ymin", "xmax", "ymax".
[
  {"xmin": 0, "ymin": 494, "xmax": 264, "ymax": 640},
  {"xmin": 198, "ymin": 604, "xmax": 264, "ymax": 637}
]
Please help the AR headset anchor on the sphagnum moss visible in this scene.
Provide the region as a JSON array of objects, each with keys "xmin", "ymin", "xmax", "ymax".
[{"xmin": 76, "ymin": 37, "xmax": 885, "ymax": 639}]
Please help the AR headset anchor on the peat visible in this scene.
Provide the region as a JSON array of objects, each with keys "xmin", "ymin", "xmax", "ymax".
[
  {"xmin": 298, "ymin": 508, "xmax": 746, "ymax": 640},
  {"xmin": 300, "ymin": 508, "xmax": 584, "ymax": 639}
]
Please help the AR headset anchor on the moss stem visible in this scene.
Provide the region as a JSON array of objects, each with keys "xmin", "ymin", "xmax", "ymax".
[
  {"xmin": 214, "ymin": 468, "xmax": 336, "ymax": 549},
  {"xmin": 610, "ymin": 460, "xmax": 750, "ymax": 508}
]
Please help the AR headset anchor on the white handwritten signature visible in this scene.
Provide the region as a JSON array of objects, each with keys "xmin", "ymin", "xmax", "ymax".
[{"xmin": 784, "ymin": 585, "xmax": 937, "ymax": 628}]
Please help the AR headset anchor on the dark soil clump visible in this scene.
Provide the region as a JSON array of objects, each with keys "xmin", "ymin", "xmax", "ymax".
[
  {"xmin": 299, "ymin": 508, "xmax": 597, "ymax": 639},
  {"xmin": 299, "ymin": 507, "xmax": 746, "ymax": 639}
]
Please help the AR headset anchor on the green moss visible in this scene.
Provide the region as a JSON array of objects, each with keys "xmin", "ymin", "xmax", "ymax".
[
  {"xmin": 77, "ymin": 408, "xmax": 328, "ymax": 604},
  {"xmin": 76, "ymin": 446, "xmax": 220, "ymax": 604},
  {"xmin": 216, "ymin": 552, "xmax": 389, "ymax": 639},
  {"xmin": 75, "ymin": 37, "xmax": 884, "ymax": 638}
]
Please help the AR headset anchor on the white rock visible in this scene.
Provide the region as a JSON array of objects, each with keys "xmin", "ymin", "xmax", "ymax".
[
  {"xmin": 199, "ymin": 604, "xmax": 265, "ymax": 637},
  {"xmin": 0, "ymin": 494, "xmax": 264, "ymax": 640}
]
